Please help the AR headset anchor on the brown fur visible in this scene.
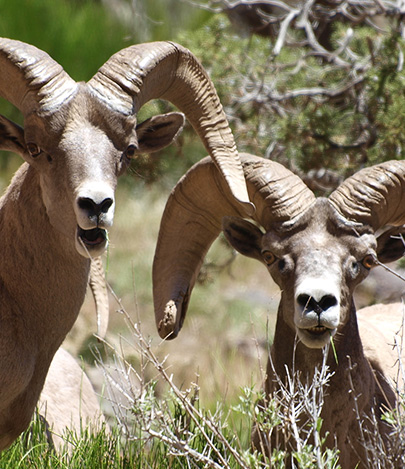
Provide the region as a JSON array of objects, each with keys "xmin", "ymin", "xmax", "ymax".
[
  {"xmin": 0, "ymin": 165, "xmax": 90, "ymax": 448},
  {"xmin": 0, "ymin": 114, "xmax": 184, "ymax": 448},
  {"xmin": 226, "ymin": 202, "xmax": 403, "ymax": 467}
]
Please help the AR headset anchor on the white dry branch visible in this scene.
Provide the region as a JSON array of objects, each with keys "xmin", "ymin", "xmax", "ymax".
[
  {"xmin": 189, "ymin": 0, "xmax": 405, "ymax": 105},
  {"xmin": 97, "ymin": 291, "xmax": 252, "ymax": 468},
  {"xmin": 252, "ymin": 343, "xmax": 340, "ymax": 467},
  {"xmin": 96, "ymin": 260, "xmax": 405, "ymax": 467}
]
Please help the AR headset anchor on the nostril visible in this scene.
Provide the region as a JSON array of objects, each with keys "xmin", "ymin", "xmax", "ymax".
[
  {"xmin": 78, "ymin": 197, "xmax": 113, "ymax": 217},
  {"xmin": 100, "ymin": 197, "xmax": 113, "ymax": 214},
  {"xmin": 297, "ymin": 294, "xmax": 320, "ymax": 313},
  {"xmin": 319, "ymin": 295, "xmax": 337, "ymax": 311},
  {"xmin": 78, "ymin": 197, "xmax": 95, "ymax": 214},
  {"xmin": 297, "ymin": 294, "xmax": 311, "ymax": 309},
  {"xmin": 297, "ymin": 293, "xmax": 337, "ymax": 315}
]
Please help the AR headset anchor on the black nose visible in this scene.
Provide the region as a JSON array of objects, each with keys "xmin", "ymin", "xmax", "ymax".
[
  {"xmin": 297, "ymin": 294, "xmax": 337, "ymax": 316},
  {"xmin": 78, "ymin": 197, "xmax": 113, "ymax": 218}
]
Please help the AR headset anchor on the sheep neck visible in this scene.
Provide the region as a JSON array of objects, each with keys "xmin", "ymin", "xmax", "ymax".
[
  {"xmin": 0, "ymin": 162, "xmax": 90, "ymax": 338},
  {"xmin": 266, "ymin": 299, "xmax": 385, "ymax": 465},
  {"xmin": 0, "ymin": 162, "xmax": 92, "ymax": 447},
  {"xmin": 0, "ymin": 162, "xmax": 91, "ymax": 366}
]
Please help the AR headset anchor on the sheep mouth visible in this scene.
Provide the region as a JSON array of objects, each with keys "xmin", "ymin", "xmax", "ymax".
[
  {"xmin": 305, "ymin": 325, "xmax": 330, "ymax": 336},
  {"xmin": 77, "ymin": 227, "xmax": 107, "ymax": 248},
  {"xmin": 299, "ymin": 325, "xmax": 336, "ymax": 343},
  {"xmin": 297, "ymin": 324, "xmax": 337, "ymax": 348}
]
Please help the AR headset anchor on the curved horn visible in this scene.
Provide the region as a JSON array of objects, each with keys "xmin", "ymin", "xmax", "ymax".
[
  {"xmin": 89, "ymin": 257, "xmax": 109, "ymax": 339},
  {"xmin": 87, "ymin": 41, "xmax": 253, "ymax": 215},
  {"xmin": 329, "ymin": 160, "xmax": 405, "ymax": 231},
  {"xmin": 153, "ymin": 153, "xmax": 315, "ymax": 339},
  {"xmin": 0, "ymin": 38, "xmax": 77, "ymax": 115}
]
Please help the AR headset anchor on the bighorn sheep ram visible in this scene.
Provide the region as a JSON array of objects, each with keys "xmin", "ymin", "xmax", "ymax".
[
  {"xmin": 0, "ymin": 37, "xmax": 252, "ymax": 449},
  {"xmin": 153, "ymin": 154, "xmax": 405, "ymax": 467}
]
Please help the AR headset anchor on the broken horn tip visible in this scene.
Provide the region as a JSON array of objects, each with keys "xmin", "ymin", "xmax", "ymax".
[{"xmin": 157, "ymin": 302, "xmax": 179, "ymax": 339}]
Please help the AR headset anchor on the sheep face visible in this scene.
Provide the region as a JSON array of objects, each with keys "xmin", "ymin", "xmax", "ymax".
[
  {"xmin": 0, "ymin": 98, "xmax": 184, "ymax": 258},
  {"xmin": 223, "ymin": 199, "xmax": 378, "ymax": 349},
  {"xmin": 23, "ymin": 102, "xmax": 125, "ymax": 258}
]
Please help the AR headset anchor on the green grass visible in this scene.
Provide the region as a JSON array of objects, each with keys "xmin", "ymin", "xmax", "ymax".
[{"xmin": 0, "ymin": 414, "xmax": 133, "ymax": 468}]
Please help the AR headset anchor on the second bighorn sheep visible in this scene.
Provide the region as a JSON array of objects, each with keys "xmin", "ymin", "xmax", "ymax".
[
  {"xmin": 38, "ymin": 348, "xmax": 105, "ymax": 451},
  {"xmin": 0, "ymin": 37, "xmax": 252, "ymax": 449},
  {"xmin": 153, "ymin": 154, "xmax": 405, "ymax": 467}
]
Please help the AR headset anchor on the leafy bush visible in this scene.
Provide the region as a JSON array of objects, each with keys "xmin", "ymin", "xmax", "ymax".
[{"xmin": 176, "ymin": 9, "xmax": 405, "ymax": 184}]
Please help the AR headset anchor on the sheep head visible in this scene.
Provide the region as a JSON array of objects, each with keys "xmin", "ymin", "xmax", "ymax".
[
  {"xmin": 153, "ymin": 154, "xmax": 405, "ymax": 348},
  {"xmin": 0, "ymin": 38, "xmax": 253, "ymax": 259},
  {"xmin": 223, "ymin": 200, "xmax": 380, "ymax": 348}
]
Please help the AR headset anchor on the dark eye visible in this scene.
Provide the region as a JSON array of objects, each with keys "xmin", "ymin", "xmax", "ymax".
[
  {"xmin": 26, "ymin": 142, "xmax": 41, "ymax": 157},
  {"xmin": 262, "ymin": 250, "xmax": 276, "ymax": 266},
  {"xmin": 125, "ymin": 144, "xmax": 138, "ymax": 158},
  {"xmin": 362, "ymin": 254, "xmax": 375, "ymax": 270}
]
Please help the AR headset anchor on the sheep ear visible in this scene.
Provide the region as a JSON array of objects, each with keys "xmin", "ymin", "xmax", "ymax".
[
  {"xmin": 0, "ymin": 114, "xmax": 27, "ymax": 156},
  {"xmin": 222, "ymin": 216, "xmax": 263, "ymax": 261},
  {"xmin": 134, "ymin": 112, "xmax": 185, "ymax": 155},
  {"xmin": 376, "ymin": 226, "xmax": 405, "ymax": 264}
]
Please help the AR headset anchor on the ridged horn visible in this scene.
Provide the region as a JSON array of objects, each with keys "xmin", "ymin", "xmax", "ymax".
[
  {"xmin": 89, "ymin": 257, "xmax": 109, "ymax": 339},
  {"xmin": 153, "ymin": 153, "xmax": 315, "ymax": 339},
  {"xmin": 0, "ymin": 38, "xmax": 77, "ymax": 115},
  {"xmin": 329, "ymin": 160, "xmax": 405, "ymax": 231},
  {"xmin": 87, "ymin": 41, "xmax": 253, "ymax": 216}
]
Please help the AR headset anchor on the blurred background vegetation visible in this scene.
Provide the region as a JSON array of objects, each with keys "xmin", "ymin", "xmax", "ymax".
[
  {"xmin": 1, "ymin": 0, "xmax": 405, "ymax": 455},
  {"xmin": 2, "ymin": 0, "xmax": 405, "ymax": 187}
]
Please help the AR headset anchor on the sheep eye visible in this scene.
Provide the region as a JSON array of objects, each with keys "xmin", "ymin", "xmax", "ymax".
[
  {"xmin": 262, "ymin": 250, "xmax": 276, "ymax": 266},
  {"xmin": 362, "ymin": 254, "xmax": 375, "ymax": 270},
  {"xmin": 26, "ymin": 142, "xmax": 41, "ymax": 157},
  {"xmin": 125, "ymin": 144, "xmax": 138, "ymax": 158}
]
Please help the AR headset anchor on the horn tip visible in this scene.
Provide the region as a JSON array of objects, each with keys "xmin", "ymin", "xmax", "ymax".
[{"xmin": 157, "ymin": 300, "xmax": 180, "ymax": 340}]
